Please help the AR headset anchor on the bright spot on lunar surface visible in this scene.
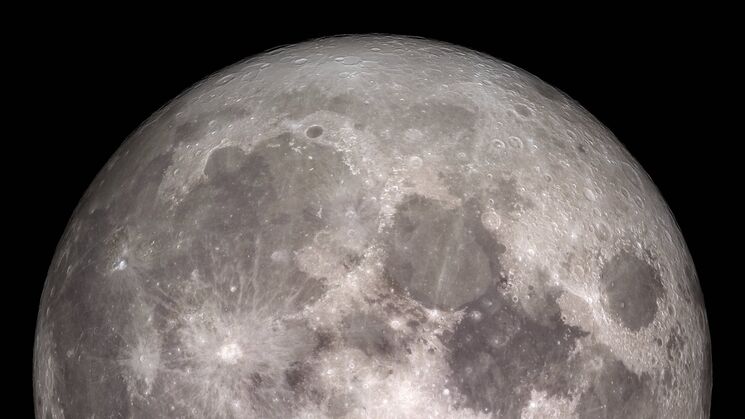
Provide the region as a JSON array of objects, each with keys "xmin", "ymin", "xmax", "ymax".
[{"xmin": 34, "ymin": 35, "xmax": 711, "ymax": 418}]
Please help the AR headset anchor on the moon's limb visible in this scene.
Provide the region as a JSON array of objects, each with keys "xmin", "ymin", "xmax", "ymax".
[{"xmin": 34, "ymin": 35, "xmax": 711, "ymax": 418}]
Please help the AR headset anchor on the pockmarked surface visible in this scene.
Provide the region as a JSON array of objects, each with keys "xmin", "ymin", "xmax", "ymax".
[{"xmin": 34, "ymin": 35, "xmax": 711, "ymax": 418}]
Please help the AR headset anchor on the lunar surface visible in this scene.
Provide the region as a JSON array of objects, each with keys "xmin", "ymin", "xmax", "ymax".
[{"xmin": 34, "ymin": 35, "xmax": 711, "ymax": 418}]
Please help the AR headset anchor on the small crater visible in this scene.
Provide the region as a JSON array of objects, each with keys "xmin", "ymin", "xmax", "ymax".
[
  {"xmin": 487, "ymin": 139, "xmax": 506, "ymax": 156},
  {"xmin": 270, "ymin": 250, "xmax": 290, "ymax": 264},
  {"xmin": 593, "ymin": 221, "xmax": 611, "ymax": 241},
  {"xmin": 513, "ymin": 103, "xmax": 532, "ymax": 118},
  {"xmin": 481, "ymin": 210, "xmax": 501, "ymax": 231},
  {"xmin": 407, "ymin": 155, "xmax": 423, "ymax": 169},
  {"xmin": 214, "ymin": 74, "xmax": 235, "ymax": 86},
  {"xmin": 634, "ymin": 195, "xmax": 645, "ymax": 209},
  {"xmin": 508, "ymin": 136, "xmax": 523, "ymax": 149},
  {"xmin": 662, "ymin": 367, "xmax": 674, "ymax": 391},
  {"xmin": 341, "ymin": 56, "xmax": 362, "ymax": 65},
  {"xmin": 305, "ymin": 125, "xmax": 324, "ymax": 138},
  {"xmin": 666, "ymin": 325, "xmax": 685, "ymax": 361},
  {"xmin": 534, "ymin": 80, "xmax": 564, "ymax": 101},
  {"xmin": 621, "ymin": 162, "xmax": 643, "ymax": 188},
  {"xmin": 583, "ymin": 187, "xmax": 597, "ymax": 202}
]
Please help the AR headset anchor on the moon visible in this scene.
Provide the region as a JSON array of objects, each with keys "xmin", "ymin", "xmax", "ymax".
[{"xmin": 33, "ymin": 35, "xmax": 711, "ymax": 418}]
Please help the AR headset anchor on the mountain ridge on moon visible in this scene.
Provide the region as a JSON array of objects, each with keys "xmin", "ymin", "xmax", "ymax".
[{"xmin": 34, "ymin": 35, "xmax": 711, "ymax": 418}]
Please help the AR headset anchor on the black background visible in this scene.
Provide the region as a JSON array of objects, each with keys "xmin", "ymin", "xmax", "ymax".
[{"xmin": 16, "ymin": 14, "xmax": 733, "ymax": 417}]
